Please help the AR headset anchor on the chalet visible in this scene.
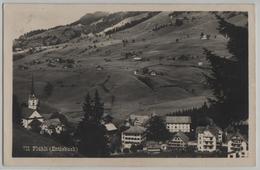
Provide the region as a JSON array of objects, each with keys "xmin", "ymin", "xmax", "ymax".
[
  {"xmin": 196, "ymin": 126, "xmax": 217, "ymax": 152},
  {"xmin": 129, "ymin": 114, "xmax": 150, "ymax": 126},
  {"xmin": 165, "ymin": 116, "xmax": 191, "ymax": 133},
  {"xmin": 40, "ymin": 118, "xmax": 65, "ymax": 135},
  {"xmin": 227, "ymin": 132, "xmax": 248, "ymax": 158},
  {"xmin": 121, "ymin": 126, "xmax": 146, "ymax": 149},
  {"xmin": 197, "ymin": 126, "xmax": 223, "ymax": 145},
  {"xmin": 167, "ymin": 131, "xmax": 189, "ymax": 151}
]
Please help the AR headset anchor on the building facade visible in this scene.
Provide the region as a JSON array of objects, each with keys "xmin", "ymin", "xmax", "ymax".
[
  {"xmin": 121, "ymin": 126, "xmax": 146, "ymax": 149},
  {"xmin": 197, "ymin": 127, "xmax": 217, "ymax": 152},
  {"xmin": 167, "ymin": 131, "xmax": 189, "ymax": 151},
  {"xmin": 227, "ymin": 132, "xmax": 248, "ymax": 158},
  {"xmin": 165, "ymin": 116, "xmax": 191, "ymax": 133},
  {"xmin": 22, "ymin": 110, "xmax": 44, "ymax": 129}
]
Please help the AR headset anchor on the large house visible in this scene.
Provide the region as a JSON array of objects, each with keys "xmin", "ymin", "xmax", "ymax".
[
  {"xmin": 196, "ymin": 126, "xmax": 217, "ymax": 152},
  {"xmin": 227, "ymin": 132, "xmax": 248, "ymax": 158},
  {"xmin": 167, "ymin": 131, "xmax": 189, "ymax": 151},
  {"xmin": 121, "ymin": 126, "xmax": 146, "ymax": 149},
  {"xmin": 165, "ymin": 116, "xmax": 191, "ymax": 133}
]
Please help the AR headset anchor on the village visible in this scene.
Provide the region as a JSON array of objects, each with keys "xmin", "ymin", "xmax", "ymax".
[{"xmin": 20, "ymin": 76, "xmax": 248, "ymax": 158}]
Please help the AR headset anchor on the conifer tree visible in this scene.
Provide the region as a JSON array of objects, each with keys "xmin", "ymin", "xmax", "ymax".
[
  {"xmin": 146, "ymin": 116, "xmax": 171, "ymax": 142},
  {"xmin": 75, "ymin": 90, "xmax": 109, "ymax": 156},
  {"xmin": 204, "ymin": 14, "xmax": 248, "ymax": 127},
  {"xmin": 13, "ymin": 94, "xmax": 21, "ymax": 125}
]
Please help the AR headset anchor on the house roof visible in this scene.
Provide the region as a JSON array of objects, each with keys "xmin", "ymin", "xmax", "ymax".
[
  {"xmin": 165, "ymin": 116, "xmax": 191, "ymax": 124},
  {"xmin": 129, "ymin": 114, "xmax": 150, "ymax": 124},
  {"xmin": 102, "ymin": 113, "xmax": 114, "ymax": 119},
  {"xmin": 104, "ymin": 123, "xmax": 117, "ymax": 131},
  {"xmin": 173, "ymin": 131, "xmax": 189, "ymax": 143},
  {"xmin": 123, "ymin": 126, "xmax": 146, "ymax": 134},
  {"xmin": 22, "ymin": 107, "xmax": 37, "ymax": 118},
  {"xmin": 146, "ymin": 141, "xmax": 161, "ymax": 148},
  {"xmin": 44, "ymin": 118, "xmax": 62, "ymax": 126},
  {"xmin": 226, "ymin": 131, "xmax": 248, "ymax": 142},
  {"xmin": 196, "ymin": 126, "xmax": 221, "ymax": 137}
]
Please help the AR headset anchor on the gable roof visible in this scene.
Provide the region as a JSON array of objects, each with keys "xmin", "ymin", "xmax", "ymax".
[
  {"xmin": 226, "ymin": 131, "xmax": 248, "ymax": 142},
  {"xmin": 196, "ymin": 126, "xmax": 220, "ymax": 137},
  {"xmin": 129, "ymin": 114, "xmax": 150, "ymax": 125},
  {"xmin": 22, "ymin": 107, "xmax": 36, "ymax": 118},
  {"xmin": 44, "ymin": 118, "xmax": 62, "ymax": 126},
  {"xmin": 104, "ymin": 123, "xmax": 117, "ymax": 131},
  {"xmin": 173, "ymin": 131, "xmax": 189, "ymax": 143},
  {"xmin": 166, "ymin": 116, "xmax": 191, "ymax": 124},
  {"xmin": 123, "ymin": 126, "xmax": 146, "ymax": 134}
]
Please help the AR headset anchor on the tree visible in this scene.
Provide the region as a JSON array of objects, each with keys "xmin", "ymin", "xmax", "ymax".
[
  {"xmin": 203, "ymin": 14, "xmax": 248, "ymax": 128},
  {"xmin": 146, "ymin": 116, "xmax": 171, "ymax": 142},
  {"xmin": 93, "ymin": 90, "xmax": 104, "ymax": 122},
  {"xmin": 82, "ymin": 92, "xmax": 92, "ymax": 121},
  {"xmin": 75, "ymin": 90, "xmax": 109, "ymax": 156},
  {"xmin": 13, "ymin": 94, "xmax": 21, "ymax": 125}
]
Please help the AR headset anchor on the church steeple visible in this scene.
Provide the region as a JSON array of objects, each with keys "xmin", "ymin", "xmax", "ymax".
[
  {"xmin": 31, "ymin": 74, "xmax": 35, "ymax": 95},
  {"xmin": 28, "ymin": 74, "xmax": 39, "ymax": 110}
]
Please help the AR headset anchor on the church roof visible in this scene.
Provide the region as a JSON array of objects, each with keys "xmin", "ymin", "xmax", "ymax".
[
  {"xmin": 22, "ymin": 107, "xmax": 37, "ymax": 118},
  {"xmin": 22, "ymin": 107, "xmax": 44, "ymax": 120}
]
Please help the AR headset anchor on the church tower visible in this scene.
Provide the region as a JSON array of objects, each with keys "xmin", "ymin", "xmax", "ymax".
[{"xmin": 28, "ymin": 75, "xmax": 39, "ymax": 110}]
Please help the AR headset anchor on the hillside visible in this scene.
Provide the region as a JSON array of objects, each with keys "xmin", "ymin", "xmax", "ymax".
[{"xmin": 13, "ymin": 11, "xmax": 248, "ymax": 123}]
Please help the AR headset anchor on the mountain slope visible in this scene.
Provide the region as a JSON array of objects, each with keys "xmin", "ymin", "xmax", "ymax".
[{"xmin": 13, "ymin": 11, "xmax": 248, "ymax": 122}]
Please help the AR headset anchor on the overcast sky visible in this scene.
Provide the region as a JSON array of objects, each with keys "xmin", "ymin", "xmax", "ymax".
[{"xmin": 5, "ymin": 4, "xmax": 109, "ymax": 39}]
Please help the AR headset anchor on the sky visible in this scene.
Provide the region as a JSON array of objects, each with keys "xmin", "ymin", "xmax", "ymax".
[{"xmin": 5, "ymin": 4, "xmax": 109, "ymax": 39}]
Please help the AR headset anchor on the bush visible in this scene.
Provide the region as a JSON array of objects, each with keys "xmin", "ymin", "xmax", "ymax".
[{"xmin": 123, "ymin": 148, "xmax": 130, "ymax": 153}]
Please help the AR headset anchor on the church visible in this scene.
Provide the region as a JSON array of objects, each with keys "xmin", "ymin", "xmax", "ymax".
[{"xmin": 21, "ymin": 75, "xmax": 43, "ymax": 130}]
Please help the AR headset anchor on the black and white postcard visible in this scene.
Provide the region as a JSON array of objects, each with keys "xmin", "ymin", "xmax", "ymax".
[{"xmin": 2, "ymin": 4, "xmax": 256, "ymax": 166}]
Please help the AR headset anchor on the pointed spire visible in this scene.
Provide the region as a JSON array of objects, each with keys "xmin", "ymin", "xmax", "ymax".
[{"xmin": 31, "ymin": 74, "xmax": 35, "ymax": 95}]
